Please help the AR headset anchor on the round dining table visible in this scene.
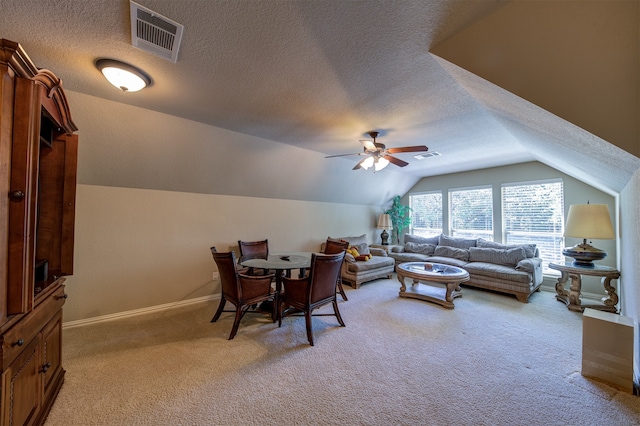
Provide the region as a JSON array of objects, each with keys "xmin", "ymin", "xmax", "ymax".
[{"xmin": 240, "ymin": 253, "xmax": 312, "ymax": 320}]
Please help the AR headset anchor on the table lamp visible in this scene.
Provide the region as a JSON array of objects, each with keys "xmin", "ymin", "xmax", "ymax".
[
  {"xmin": 562, "ymin": 203, "xmax": 615, "ymax": 267},
  {"xmin": 377, "ymin": 214, "xmax": 393, "ymax": 245}
]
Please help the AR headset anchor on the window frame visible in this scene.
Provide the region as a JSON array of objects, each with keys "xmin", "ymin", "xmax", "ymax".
[
  {"xmin": 501, "ymin": 178, "xmax": 565, "ymax": 275},
  {"xmin": 448, "ymin": 185, "xmax": 494, "ymax": 241},
  {"xmin": 409, "ymin": 191, "xmax": 443, "ymax": 238}
]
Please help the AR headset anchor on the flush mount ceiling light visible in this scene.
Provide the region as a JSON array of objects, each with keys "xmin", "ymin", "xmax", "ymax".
[{"xmin": 95, "ymin": 59, "xmax": 152, "ymax": 92}]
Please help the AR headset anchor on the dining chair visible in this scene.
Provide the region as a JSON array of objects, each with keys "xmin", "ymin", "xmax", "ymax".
[
  {"xmin": 238, "ymin": 239, "xmax": 270, "ymax": 275},
  {"xmin": 278, "ymin": 252, "xmax": 346, "ymax": 346},
  {"xmin": 323, "ymin": 239, "xmax": 350, "ymax": 301},
  {"xmin": 210, "ymin": 247, "xmax": 276, "ymax": 340}
]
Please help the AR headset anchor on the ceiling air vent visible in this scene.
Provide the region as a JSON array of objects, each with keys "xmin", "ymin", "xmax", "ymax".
[
  {"xmin": 130, "ymin": 1, "xmax": 184, "ymax": 63},
  {"xmin": 414, "ymin": 152, "xmax": 441, "ymax": 160}
]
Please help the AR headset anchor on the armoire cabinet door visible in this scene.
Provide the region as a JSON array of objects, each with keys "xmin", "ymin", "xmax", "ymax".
[
  {"xmin": 36, "ymin": 133, "xmax": 78, "ymax": 283},
  {"xmin": 7, "ymin": 76, "xmax": 40, "ymax": 315},
  {"xmin": 1, "ymin": 336, "xmax": 42, "ymax": 426},
  {"xmin": 41, "ymin": 309, "xmax": 63, "ymax": 402}
]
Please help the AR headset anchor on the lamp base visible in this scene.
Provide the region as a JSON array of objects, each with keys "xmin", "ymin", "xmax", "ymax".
[
  {"xmin": 562, "ymin": 240, "xmax": 607, "ymax": 268},
  {"xmin": 380, "ymin": 230, "xmax": 389, "ymax": 245}
]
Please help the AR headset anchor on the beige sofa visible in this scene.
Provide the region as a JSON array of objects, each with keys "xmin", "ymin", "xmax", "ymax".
[
  {"xmin": 321, "ymin": 235, "xmax": 395, "ymax": 289},
  {"xmin": 388, "ymin": 234, "xmax": 544, "ymax": 302}
]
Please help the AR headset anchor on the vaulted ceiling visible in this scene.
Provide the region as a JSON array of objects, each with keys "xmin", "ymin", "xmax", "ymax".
[{"xmin": 1, "ymin": 0, "xmax": 637, "ymax": 205}]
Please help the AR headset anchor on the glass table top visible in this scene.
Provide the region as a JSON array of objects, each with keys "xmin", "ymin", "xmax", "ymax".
[{"xmin": 397, "ymin": 262, "xmax": 468, "ymax": 277}]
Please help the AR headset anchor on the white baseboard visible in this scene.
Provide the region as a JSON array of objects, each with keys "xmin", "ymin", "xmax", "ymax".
[
  {"xmin": 63, "ymin": 294, "xmax": 220, "ymax": 329},
  {"xmin": 539, "ymin": 284, "xmax": 607, "ymax": 302}
]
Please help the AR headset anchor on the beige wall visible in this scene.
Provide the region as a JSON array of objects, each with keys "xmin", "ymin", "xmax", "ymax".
[
  {"xmin": 63, "ymin": 184, "xmax": 380, "ymax": 323},
  {"xmin": 403, "ymin": 162, "xmax": 617, "ymax": 295}
]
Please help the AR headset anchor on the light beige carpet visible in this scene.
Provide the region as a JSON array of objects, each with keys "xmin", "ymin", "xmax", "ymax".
[{"xmin": 44, "ymin": 278, "xmax": 640, "ymax": 425}]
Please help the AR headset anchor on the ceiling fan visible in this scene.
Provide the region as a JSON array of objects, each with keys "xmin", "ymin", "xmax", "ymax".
[{"xmin": 326, "ymin": 131, "xmax": 429, "ymax": 171}]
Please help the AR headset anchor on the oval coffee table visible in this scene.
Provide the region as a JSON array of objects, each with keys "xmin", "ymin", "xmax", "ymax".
[{"xmin": 396, "ymin": 262, "xmax": 470, "ymax": 309}]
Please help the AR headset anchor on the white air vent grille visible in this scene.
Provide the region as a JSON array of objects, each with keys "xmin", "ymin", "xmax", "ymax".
[
  {"xmin": 130, "ymin": 1, "xmax": 183, "ymax": 63},
  {"xmin": 414, "ymin": 152, "xmax": 441, "ymax": 160}
]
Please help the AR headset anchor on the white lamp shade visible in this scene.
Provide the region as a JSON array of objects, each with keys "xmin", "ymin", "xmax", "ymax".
[
  {"xmin": 564, "ymin": 204, "xmax": 615, "ymax": 240},
  {"xmin": 374, "ymin": 157, "xmax": 390, "ymax": 171},
  {"xmin": 377, "ymin": 214, "xmax": 392, "ymax": 230},
  {"xmin": 361, "ymin": 156, "xmax": 374, "ymax": 170}
]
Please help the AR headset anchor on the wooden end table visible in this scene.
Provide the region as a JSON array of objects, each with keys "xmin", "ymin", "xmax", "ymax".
[
  {"xmin": 549, "ymin": 262, "xmax": 620, "ymax": 313},
  {"xmin": 396, "ymin": 262, "xmax": 469, "ymax": 309}
]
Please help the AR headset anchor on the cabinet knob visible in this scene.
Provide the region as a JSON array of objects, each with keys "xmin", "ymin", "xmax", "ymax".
[
  {"xmin": 9, "ymin": 190, "xmax": 25, "ymax": 201},
  {"xmin": 41, "ymin": 362, "xmax": 51, "ymax": 373},
  {"xmin": 56, "ymin": 294, "xmax": 68, "ymax": 300},
  {"xmin": 12, "ymin": 338, "xmax": 24, "ymax": 347}
]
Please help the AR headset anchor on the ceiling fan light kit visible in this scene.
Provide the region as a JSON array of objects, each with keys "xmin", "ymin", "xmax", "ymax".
[{"xmin": 326, "ymin": 131, "xmax": 429, "ymax": 172}]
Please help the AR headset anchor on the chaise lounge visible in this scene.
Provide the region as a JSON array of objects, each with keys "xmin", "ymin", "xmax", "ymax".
[{"xmin": 321, "ymin": 234, "xmax": 395, "ymax": 289}]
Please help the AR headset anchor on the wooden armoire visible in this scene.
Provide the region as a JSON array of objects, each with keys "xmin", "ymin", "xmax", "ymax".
[{"xmin": 0, "ymin": 39, "xmax": 77, "ymax": 425}]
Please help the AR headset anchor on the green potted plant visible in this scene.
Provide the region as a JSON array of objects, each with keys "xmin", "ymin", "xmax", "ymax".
[{"xmin": 385, "ymin": 195, "xmax": 411, "ymax": 244}]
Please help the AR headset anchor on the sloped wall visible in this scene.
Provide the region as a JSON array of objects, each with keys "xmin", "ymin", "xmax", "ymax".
[{"xmin": 432, "ymin": 0, "xmax": 639, "ymax": 156}]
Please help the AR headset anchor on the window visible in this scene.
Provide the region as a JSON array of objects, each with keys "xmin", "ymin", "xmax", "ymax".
[
  {"xmin": 409, "ymin": 192, "xmax": 442, "ymax": 237},
  {"xmin": 502, "ymin": 180, "xmax": 564, "ymax": 274},
  {"xmin": 449, "ymin": 186, "xmax": 493, "ymax": 240}
]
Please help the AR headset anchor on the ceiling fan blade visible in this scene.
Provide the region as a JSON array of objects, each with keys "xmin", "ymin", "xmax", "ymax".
[
  {"xmin": 360, "ymin": 140, "xmax": 377, "ymax": 151},
  {"xmin": 325, "ymin": 152, "xmax": 362, "ymax": 158},
  {"xmin": 384, "ymin": 155, "xmax": 409, "ymax": 167},
  {"xmin": 386, "ymin": 145, "xmax": 429, "ymax": 154}
]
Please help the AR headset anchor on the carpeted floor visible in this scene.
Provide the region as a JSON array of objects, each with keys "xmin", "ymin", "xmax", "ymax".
[{"xmin": 44, "ymin": 278, "xmax": 640, "ymax": 425}]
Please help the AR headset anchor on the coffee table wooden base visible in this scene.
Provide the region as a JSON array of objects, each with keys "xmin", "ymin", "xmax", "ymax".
[
  {"xmin": 396, "ymin": 262, "xmax": 470, "ymax": 310},
  {"xmin": 399, "ymin": 278, "xmax": 462, "ymax": 309}
]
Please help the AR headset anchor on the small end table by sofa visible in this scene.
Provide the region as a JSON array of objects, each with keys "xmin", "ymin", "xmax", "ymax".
[{"xmin": 549, "ymin": 262, "xmax": 620, "ymax": 313}]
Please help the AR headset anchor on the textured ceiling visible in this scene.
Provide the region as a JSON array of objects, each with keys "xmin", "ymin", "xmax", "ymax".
[{"xmin": 1, "ymin": 0, "xmax": 637, "ymax": 201}]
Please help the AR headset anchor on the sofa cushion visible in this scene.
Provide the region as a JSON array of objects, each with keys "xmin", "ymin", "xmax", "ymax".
[
  {"xmin": 404, "ymin": 242, "xmax": 436, "ymax": 256},
  {"xmin": 389, "ymin": 252, "xmax": 431, "ymax": 263},
  {"xmin": 424, "ymin": 256, "xmax": 469, "ymax": 268},
  {"xmin": 439, "ymin": 235, "xmax": 477, "ymax": 249},
  {"xmin": 369, "ymin": 247, "xmax": 388, "ymax": 257},
  {"xmin": 346, "ymin": 255, "xmax": 395, "ymax": 272},
  {"xmin": 329, "ymin": 234, "xmax": 369, "ymax": 255},
  {"xmin": 468, "ymin": 247, "xmax": 526, "ymax": 267},
  {"xmin": 463, "ymin": 262, "xmax": 532, "ymax": 284},
  {"xmin": 433, "ymin": 245, "xmax": 469, "ymax": 261},
  {"xmin": 404, "ymin": 233, "xmax": 440, "ymax": 245},
  {"xmin": 476, "ymin": 238, "xmax": 537, "ymax": 258}
]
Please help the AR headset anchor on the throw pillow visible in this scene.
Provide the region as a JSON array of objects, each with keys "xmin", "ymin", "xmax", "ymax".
[
  {"xmin": 433, "ymin": 245, "xmax": 470, "ymax": 261},
  {"xmin": 468, "ymin": 247, "xmax": 527, "ymax": 266},
  {"xmin": 404, "ymin": 242, "xmax": 436, "ymax": 255},
  {"xmin": 355, "ymin": 254, "xmax": 372, "ymax": 261},
  {"xmin": 477, "ymin": 238, "xmax": 537, "ymax": 258},
  {"xmin": 403, "ymin": 233, "xmax": 440, "ymax": 246},
  {"xmin": 439, "ymin": 234, "xmax": 477, "ymax": 249},
  {"xmin": 347, "ymin": 247, "xmax": 360, "ymax": 257}
]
